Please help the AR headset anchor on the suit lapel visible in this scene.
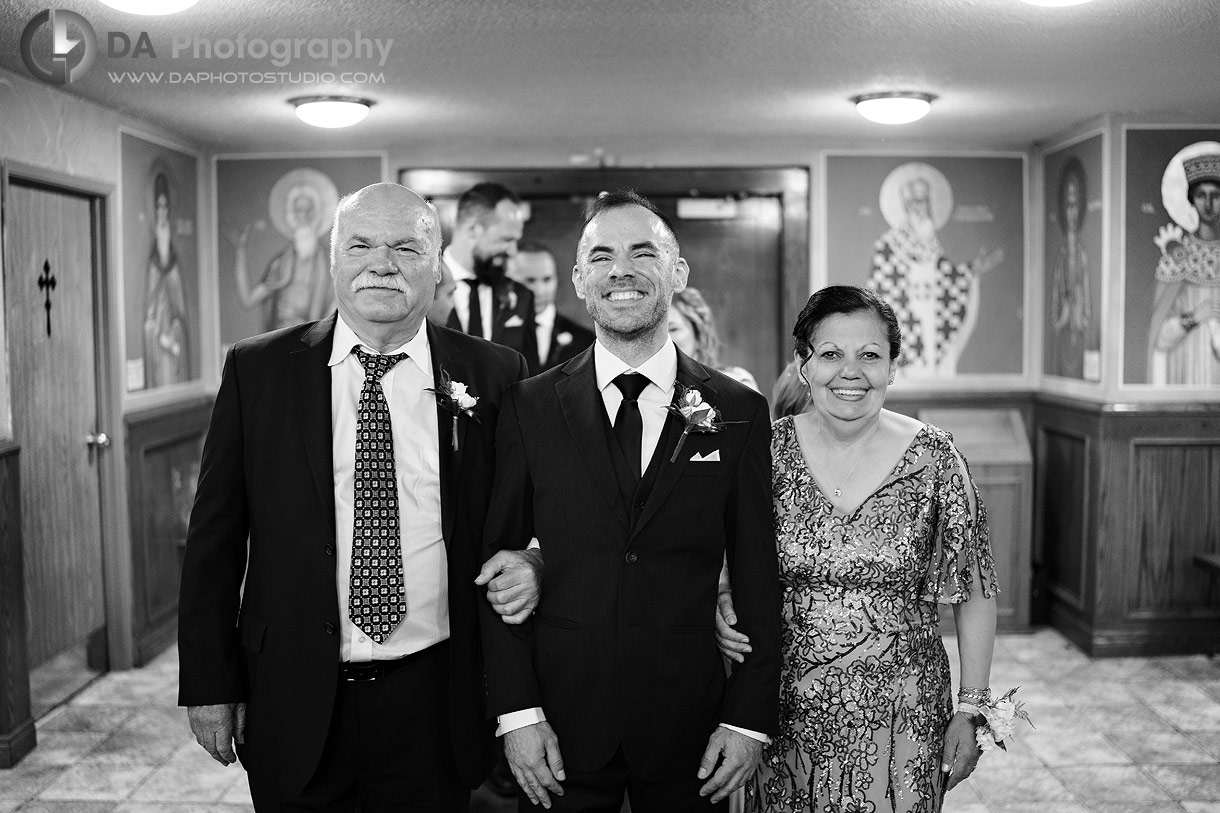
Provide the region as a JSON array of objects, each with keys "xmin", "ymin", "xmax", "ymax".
[
  {"xmin": 427, "ymin": 322, "xmax": 466, "ymax": 544},
  {"xmin": 631, "ymin": 351, "xmax": 716, "ymax": 538},
  {"xmin": 556, "ymin": 348, "xmax": 631, "ymax": 532},
  {"xmin": 291, "ymin": 314, "xmax": 338, "ymax": 535}
]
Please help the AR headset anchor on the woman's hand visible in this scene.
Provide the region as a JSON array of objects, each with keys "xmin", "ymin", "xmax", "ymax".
[{"xmin": 940, "ymin": 711, "xmax": 983, "ymax": 793}]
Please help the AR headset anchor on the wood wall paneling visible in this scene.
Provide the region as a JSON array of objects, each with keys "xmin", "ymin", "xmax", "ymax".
[
  {"xmin": 1040, "ymin": 427, "xmax": 1089, "ymax": 610},
  {"xmin": 124, "ymin": 398, "xmax": 212, "ymax": 666},
  {"xmin": 1037, "ymin": 396, "xmax": 1220, "ymax": 656},
  {"xmin": 0, "ymin": 443, "xmax": 35, "ymax": 767}
]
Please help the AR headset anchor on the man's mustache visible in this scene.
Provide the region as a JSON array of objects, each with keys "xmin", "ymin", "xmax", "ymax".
[{"xmin": 350, "ymin": 272, "xmax": 407, "ymax": 292}]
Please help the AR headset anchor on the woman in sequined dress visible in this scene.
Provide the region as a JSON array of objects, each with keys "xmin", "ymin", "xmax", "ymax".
[{"xmin": 719, "ymin": 286, "xmax": 998, "ymax": 812}]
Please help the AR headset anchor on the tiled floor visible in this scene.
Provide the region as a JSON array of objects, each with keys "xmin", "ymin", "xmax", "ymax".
[{"xmin": 0, "ymin": 627, "xmax": 1217, "ymax": 812}]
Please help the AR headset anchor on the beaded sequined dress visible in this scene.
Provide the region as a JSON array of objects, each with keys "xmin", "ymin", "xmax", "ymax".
[{"xmin": 747, "ymin": 417, "xmax": 998, "ymax": 813}]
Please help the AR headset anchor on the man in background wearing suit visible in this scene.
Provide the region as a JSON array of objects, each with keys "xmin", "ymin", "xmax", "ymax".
[
  {"xmin": 508, "ymin": 241, "xmax": 595, "ymax": 376},
  {"xmin": 179, "ymin": 183, "xmax": 541, "ymax": 812},
  {"xmin": 444, "ymin": 182, "xmax": 538, "ymax": 364},
  {"xmin": 481, "ymin": 190, "xmax": 781, "ymax": 812}
]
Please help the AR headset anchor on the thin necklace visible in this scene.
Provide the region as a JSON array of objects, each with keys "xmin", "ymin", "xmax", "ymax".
[{"xmin": 827, "ymin": 421, "xmax": 881, "ymax": 498}]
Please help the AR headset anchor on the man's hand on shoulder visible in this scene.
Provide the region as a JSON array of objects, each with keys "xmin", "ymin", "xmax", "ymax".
[
  {"xmin": 187, "ymin": 702, "xmax": 245, "ymax": 766},
  {"xmin": 476, "ymin": 548, "xmax": 543, "ymax": 624},
  {"xmin": 697, "ymin": 726, "xmax": 764, "ymax": 803},
  {"xmin": 503, "ymin": 721, "xmax": 565, "ymax": 809}
]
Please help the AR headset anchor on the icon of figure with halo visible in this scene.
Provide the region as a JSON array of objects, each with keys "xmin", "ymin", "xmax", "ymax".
[
  {"xmin": 143, "ymin": 167, "xmax": 190, "ymax": 387},
  {"xmin": 1147, "ymin": 143, "xmax": 1220, "ymax": 386},
  {"xmin": 226, "ymin": 168, "xmax": 338, "ymax": 333},
  {"xmin": 867, "ymin": 162, "xmax": 1003, "ymax": 377},
  {"xmin": 1050, "ymin": 157, "xmax": 1094, "ymax": 379}
]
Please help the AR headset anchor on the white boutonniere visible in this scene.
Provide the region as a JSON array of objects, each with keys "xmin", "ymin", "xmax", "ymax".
[
  {"xmin": 425, "ymin": 366, "xmax": 480, "ymax": 451},
  {"xmin": 665, "ymin": 383, "xmax": 742, "ymax": 463},
  {"xmin": 556, "ymin": 331, "xmax": 573, "ymax": 347}
]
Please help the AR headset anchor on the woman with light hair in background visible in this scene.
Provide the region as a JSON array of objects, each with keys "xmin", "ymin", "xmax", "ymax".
[{"xmin": 668, "ymin": 286, "xmax": 760, "ymax": 391}]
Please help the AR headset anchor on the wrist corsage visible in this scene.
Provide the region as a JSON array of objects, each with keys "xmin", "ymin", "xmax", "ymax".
[
  {"xmin": 958, "ymin": 687, "xmax": 1033, "ymax": 752},
  {"xmin": 426, "ymin": 367, "xmax": 480, "ymax": 451},
  {"xmin": 665, "ymin": 383, "xmax": 742, "ymax": 463}
]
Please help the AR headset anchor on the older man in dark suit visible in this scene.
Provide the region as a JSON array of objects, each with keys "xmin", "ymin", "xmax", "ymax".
[
  {"xmin": 481, "ymin": 190, "xmax": 781, "ymax": 812},
  {"xmin": 179, "ymin": 182, "xmax": 540, "ymax": 811}
]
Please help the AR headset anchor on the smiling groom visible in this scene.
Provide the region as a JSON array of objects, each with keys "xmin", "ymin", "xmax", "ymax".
[{"xmin": 480, "ymin": 190, "xmax": 781, "ymax": 812}]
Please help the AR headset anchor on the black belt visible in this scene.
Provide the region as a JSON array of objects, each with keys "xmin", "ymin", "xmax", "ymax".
[{"xmin": 339, "ymin": 642, "xmax": 444, "ymax": 682}]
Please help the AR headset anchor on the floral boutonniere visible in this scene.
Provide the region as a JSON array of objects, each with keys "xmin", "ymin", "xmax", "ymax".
[
  {"xmin": 555, "ymin": 331, "xmax": 573, "ymax": 347},
  {"xmin": 665, "ymin": 383, "xmax": 742, "ymax": 463},
  {"xmin": 425, "ymin": 367, "xmax": 480, "ymax": 451},
  {"xmin": 497, "ymin": 285, "xmax": 518, "ymax": 313},
  {"xmin": 963, "ymin": 687, "xmax": 1034, "ymax": 752}
]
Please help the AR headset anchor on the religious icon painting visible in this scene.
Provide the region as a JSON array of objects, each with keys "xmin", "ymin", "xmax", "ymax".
[
  {"xmin": 1043, "ymin": 133, "xmax": 1105, "ymax": 383},
  {"xmin": 120, "ymin": 129, "xmax": 201, "ymax": 393},
  {"xmin": 213, "ymin": 153, "xmax": 385, "ymax": 353},
  {"xmin": 1122, "ymin": 127, "xmax": 1220, "ymax": 388},
  {"xmin": 824, "ymin": 153, "xmax": 1027, "ymax": 382}
]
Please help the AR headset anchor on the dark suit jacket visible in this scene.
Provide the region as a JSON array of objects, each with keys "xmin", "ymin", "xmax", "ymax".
[
  {"xmin": 178, "ymin": 314, "xmax": 528, "ymax": 795},
  {"xmin": 445, "ymin": 262, "xmax": 539, "ymax": 365},
  {"xmin": 534, "ymin": 312, "xmax": 595, "ymax": 375},
  {"xmin": 480, "ymin": 345, "xmax": 781, "ymax": 781}
]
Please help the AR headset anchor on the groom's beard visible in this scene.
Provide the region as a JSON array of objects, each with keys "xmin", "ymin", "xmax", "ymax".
[{"xmin": 473, "ymin": 252, "xmax": 508, "ymax": 287}]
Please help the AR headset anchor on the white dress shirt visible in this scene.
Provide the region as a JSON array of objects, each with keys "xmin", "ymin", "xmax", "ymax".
[
  {"xmin": 443, "ymin": 248, "xmax": 495, "ymax": 339},
  {"xmin": 329, "ymin": 315, "xmax": 447, "ymax": 663},
  {"xmin": 498, "ymin": 339, "xmax": 766, "ymax": 743},
  {"xmin": 534, "ymin": 304, "xmax": 556, "ymax": 368}
]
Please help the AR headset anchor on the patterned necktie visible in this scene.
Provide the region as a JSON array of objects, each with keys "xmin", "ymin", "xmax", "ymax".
[
  {"xmin": 466, "ymin": 280, "xmax": 484, "ymax": 339},
  {"xmin": 612, "ymin": 373, "xmax": 649, "ymax": 481},
  {"xmin": 350, "ymin": 346, "xmax": 408, "ymax": 644}
]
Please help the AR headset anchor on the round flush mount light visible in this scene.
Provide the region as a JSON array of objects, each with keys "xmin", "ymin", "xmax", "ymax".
[
  {"xmin": 291, "ymin": 96, "xmax": 373, "ymax": 129},
  {"xmin": 97, "ymin": 0, "xmax": 200, "ymax": 13},
  {"xmin": 851, "ymin": 92, "xmax": 936, "ymax": 125}
]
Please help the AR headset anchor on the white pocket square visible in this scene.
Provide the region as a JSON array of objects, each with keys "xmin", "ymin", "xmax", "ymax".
[
  {"xmin": 690, "ymin": 450, "xmax": 720, "ymax": 462},
  {"xmin": 502, "ymin": 315, "xmax": 524, "ymax": 328}
]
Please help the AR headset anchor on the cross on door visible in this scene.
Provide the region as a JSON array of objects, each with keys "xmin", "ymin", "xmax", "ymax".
[{"xmin": 38, "ymin": 259, "xmax": 56, "ymax": 337}]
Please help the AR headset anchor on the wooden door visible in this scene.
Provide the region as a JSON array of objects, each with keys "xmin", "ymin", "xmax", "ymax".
[{"xmin": 4, "ymin": 179, "xmax": 106, "ymax": 669}]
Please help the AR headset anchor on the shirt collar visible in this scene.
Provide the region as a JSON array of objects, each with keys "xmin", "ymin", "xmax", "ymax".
[
  {"xmin": 329, "ymin": 313, "xmax": 431, "ymax": 376},
  {"xmin": 442, "ymin": 247, "xmax": 474, "ymax": 281},
  {"xmin": 535, "ymin": 303, "xmax": 556, "ymax": 328},
  {"xmin": 594, "ymin": 338, "xmax": 677, "ymax": 396}
]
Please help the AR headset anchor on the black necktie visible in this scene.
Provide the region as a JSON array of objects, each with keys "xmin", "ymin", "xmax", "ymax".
[
  {"xmin": 466, "ymin": 280, "xmax": 484, "ymax": 339},
  {"xmin": 350, "ymin": 347, "xmax": 408, "ymax": 644},
  {"xmin": 613, "ymin": 373, "xmax": 649, "ymax": 481}
]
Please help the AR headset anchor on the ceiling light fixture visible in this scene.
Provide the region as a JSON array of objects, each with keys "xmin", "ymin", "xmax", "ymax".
[
  {"xmin": 97, "ymin": 0, "xmax": 200, "ymax": 13},
  {"xmin": 1019, "ymin": 0, "xmax": 1096, "ymax": 6},
  {"xmin": 851, "ymin": 92, "xmax": 936, "ymax": 125},
  {"xmin": 291, "ymin": 96, "xmax": 373, "ymax": 129}
]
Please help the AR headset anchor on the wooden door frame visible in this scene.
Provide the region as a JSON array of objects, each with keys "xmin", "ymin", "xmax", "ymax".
[
  {"xmin": 398, "ymin": 166, "xmax": 811, "ymax": 369},
  {"xmin": 1, "ymin": 160, "xmax": 134, "ymax": 671}
]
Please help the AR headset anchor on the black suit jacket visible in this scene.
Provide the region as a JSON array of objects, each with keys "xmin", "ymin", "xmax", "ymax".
[
  {"xmin": 534, "ymin": 312, "xmax": 595, "ymax": 375},
  {"xmin": 446, "ymin": 263, "xmax": 539, "ymax": 365},
  {"xmin": 178, "ymin": 315, "xmax": 528, "ymax": 795},
  {"xmin": 480, "ymin": 346, "xmax": 781, "ymax": 781}
]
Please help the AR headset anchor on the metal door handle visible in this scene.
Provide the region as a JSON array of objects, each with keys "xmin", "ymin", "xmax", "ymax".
[{"xmin": 86, "ymin": 432, "xmax": 111, "ymax": 449}]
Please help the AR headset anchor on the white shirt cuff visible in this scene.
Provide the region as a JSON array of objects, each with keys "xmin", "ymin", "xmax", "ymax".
[
  {"xmin": 527, "ymin": 538, "xmax": 541, "ymax": 550},
  {"xmin": 496, "ymin": 707, "xmax": 547, "ymax": 736},
  {"xmin": 720, "ymin": 723, "xmax": 769, "ymax": 744}
]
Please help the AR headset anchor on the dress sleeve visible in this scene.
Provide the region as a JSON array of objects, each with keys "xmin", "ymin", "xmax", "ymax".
[{"xmin": 921, "ymin": 431, "xmax": 1000, "ymax": 604}]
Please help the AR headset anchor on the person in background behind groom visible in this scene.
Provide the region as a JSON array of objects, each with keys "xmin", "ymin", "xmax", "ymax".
[
  {"xmin": 481, "ymin": 189, "xmax": 781, "ymax": 812},
  {"xmin": 179, "ymin": 182, "xmax": 542, "ymax": 812},
  {"xmin": 444, "ymin": 182, "xmax": 539, "ymax": 364},
  {"xmin": 508, "ymin": 241, "xmax": 595, "ymax": 375}
]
